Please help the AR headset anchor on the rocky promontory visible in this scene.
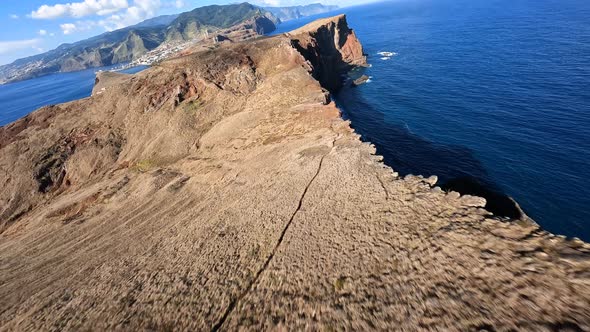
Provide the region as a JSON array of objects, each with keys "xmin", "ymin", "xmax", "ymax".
[{"xmin": 0, "ymin": 15, "xmax": 589, "ymax": 331}]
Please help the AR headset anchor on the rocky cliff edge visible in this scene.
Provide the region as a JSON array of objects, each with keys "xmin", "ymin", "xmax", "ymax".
[{"xmin": 0, "ymin": 15, "xmax": 589, "ymax": 331}]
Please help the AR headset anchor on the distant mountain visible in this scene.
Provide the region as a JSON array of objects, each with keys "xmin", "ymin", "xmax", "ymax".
[
  {"xmin": 264, "ymin": 3, "xmax": 338, "ymax": 21},
  {"xmin": 131, "ymin": 14, "xmax": 179, "ymax": 28},
  {"xmin": 165, "ymin": 3, "xmax": 278, "ymax": 40},
  {"xmin": 0, "ymin": 3, "xmax": 277, "ymax": 84}
]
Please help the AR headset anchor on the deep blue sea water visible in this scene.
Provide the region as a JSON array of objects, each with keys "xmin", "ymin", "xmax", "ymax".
[
  {"xmin": 0, "ymin": 65, "xmax": 146, "ymax": 126},
  {"xmin": 1, "ymin": 0, "xmax": 589, "ymax": 240},
  {"xmin": 275, "ymin": 0, "xmax": 590, "ymax": 240}
]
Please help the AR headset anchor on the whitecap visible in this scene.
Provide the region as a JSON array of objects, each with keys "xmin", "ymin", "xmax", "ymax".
[
  {"xmin": 377, "ymin": 51, "xmax": 397, "ymax": 57},
  {"xmin": 404, "ymin": 122, "xmax": 413, "ymax": 133},
  {"xmin": 381, "ymin": 57, "xmax": 390, "ymax": 60}
]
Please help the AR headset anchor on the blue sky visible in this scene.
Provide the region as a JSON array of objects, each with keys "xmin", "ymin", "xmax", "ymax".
[{"xmin": 0, "ymin": 0, "xmax": 360, "ymax": 66}]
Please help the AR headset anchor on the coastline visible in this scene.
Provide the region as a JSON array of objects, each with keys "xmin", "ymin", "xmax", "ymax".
[
  {"xmin": 0, "ymin": 65, "xmax": 148, "ymax": 127},
  {"xmin": 1, "ymin": 12, "xmax": 540, "ymax": 234},
  {"xmin": 0, "ymin": 15, "xmax": 588, "ymax": 330}
]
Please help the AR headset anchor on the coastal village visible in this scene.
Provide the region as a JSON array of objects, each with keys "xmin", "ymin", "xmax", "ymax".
[
  {"xmin": 113, "ymin": 40, "xmax": 195, "ymax": 71},
  {"xmin": 111, "ymin": 27, "xmax": 255, "ymax": 72},
  {"xmin": 110, "ymin": 32, "xmax": 213, "ymax": 71}
]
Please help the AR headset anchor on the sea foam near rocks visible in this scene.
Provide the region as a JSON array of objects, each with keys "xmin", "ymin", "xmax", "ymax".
[{"xmin": 377, "ymin": 51, "xmax": 397, "ymax": 57}]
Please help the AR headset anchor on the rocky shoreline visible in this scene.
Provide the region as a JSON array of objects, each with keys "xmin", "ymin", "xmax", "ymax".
[{"xmin": 0, "ymin": 15, "xmax": 589, "ymax": 330}]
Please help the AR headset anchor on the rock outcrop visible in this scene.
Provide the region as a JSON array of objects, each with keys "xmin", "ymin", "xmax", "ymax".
[
  {"xmin": 0, "ymin": 15, "xmax": 589, "ymax": 331},
  {"xmin": 352, "ymin": 74, "xmax": 370, "ymax": 86},
  {"xmin": 288, "ymin": 15, "xmax": 367, "ymax": 91}
]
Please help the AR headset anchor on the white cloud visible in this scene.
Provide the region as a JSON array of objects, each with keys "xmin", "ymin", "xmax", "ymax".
[
  {"xmin": 60, "ymin": 23, "xmax": 78, "ymax": 34},
  {"xmin": 37, "ymin": 0, "xmax": 161, "ymax": 32},
  {"xmin": 36, "ymin": 0, "xmax": 169, "ymax": 36},
  {"xmin": 10, "ymin": 14, "xmax": 19, "ymax": 19},
  {"xmin": 174, "ymin": 0, "xmax": 185, "ymax": 8},
  {"xmin": 60, "ymin": 20, "xmax": 104, "ymax": 34},
  {"xmin": 100, "ymin": 0, "xmax": 162, "ymax": 30},
  {"xmin": 31, "ymin": 0, "xmax": 129, "ymax": 19},
  {"xmin": 0, "ymin": 39, "xmax": 41, "ymax": 55},
  {"xmin": 50, "ymin": 32, "xmax": 56, "ymax": 37},
  {"xmin": 31, "ymin": 4, "xmax": 69, "ymax": 19},
  {"xmin": 39, "ymin": 29, "xmax": 48, "ymax": 36}
]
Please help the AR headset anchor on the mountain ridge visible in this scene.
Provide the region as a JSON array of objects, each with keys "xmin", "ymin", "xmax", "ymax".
[
  {"xmin": 264, "ymin": 3, "xmax": 338, "ymax": 21},
  {"xmin": 0, "ymin": 3, "xmax": 278, "ymax": 84}
]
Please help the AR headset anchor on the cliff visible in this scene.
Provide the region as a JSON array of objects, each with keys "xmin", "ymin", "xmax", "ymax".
[
  {"xmin": 0, "ymin": 15, "xmax": 589, "ymax": 331},
  {"xmin": 288, "ymin": 15, "xmax": 367, "ymax": 91}
]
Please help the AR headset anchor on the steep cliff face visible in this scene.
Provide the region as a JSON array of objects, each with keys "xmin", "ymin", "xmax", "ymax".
[
  {"xmin": 245, "ymin": 15, "xmax": 278, "ymax": 35},
  {"xmin": 288, "ymin": 15, "xmax": 366, "ymax": 91},
  {"xmin": 0, "ymin": 16, "xmax": 589, "ymax": 331}
]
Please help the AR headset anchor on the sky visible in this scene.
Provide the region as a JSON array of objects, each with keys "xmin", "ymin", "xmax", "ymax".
[{"xmin": 0, "ymin": 0, "xmax": 364, "ymax": 66}]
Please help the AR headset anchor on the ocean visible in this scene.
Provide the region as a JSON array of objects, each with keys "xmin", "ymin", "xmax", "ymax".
[
  {"xmin": 1, "ymin": 0, "xmax": 589, "ymax": 240},
  {"xmin": 276, "ymin": 0, "xmax": 590, "ymax": 240},
  {"xmin": 0, "ymin": 65, "xmax": 147, "ymax": 126}
]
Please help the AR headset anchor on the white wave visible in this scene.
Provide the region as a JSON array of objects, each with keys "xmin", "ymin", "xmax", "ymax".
[
  {"xmin": 404, "ymin": 122, "xmax": 413, "ymax": 133},
  {"xmin": 380, "ymin": 57, "xmax": 390, "ymax": 60},
  {"xmin": 377, "ymin": 51, "xmax": 397, "ymax": 57}
]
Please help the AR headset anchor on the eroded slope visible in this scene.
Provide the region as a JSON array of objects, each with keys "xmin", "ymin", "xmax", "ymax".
[{"xmin": 0, "ymin": 15, "xmax": 589, "ymax": 331}]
